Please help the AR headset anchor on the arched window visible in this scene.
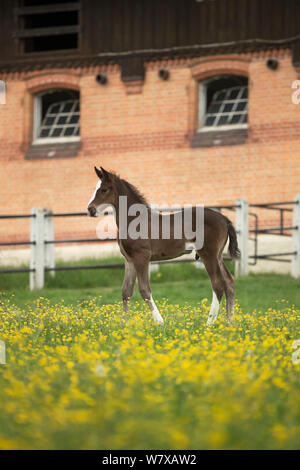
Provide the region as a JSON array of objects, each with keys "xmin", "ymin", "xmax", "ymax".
[
  {"xmin": 198, "ymin": 75, "xmax": 248, "ymax": 131},
  {"xmin": 33, "ymin": 89, "xmax": 80, "ymax": 143}
]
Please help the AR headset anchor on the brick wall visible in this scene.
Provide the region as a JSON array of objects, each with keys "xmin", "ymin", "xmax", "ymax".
[{"xmin": 0, "ymin": 49, "xmax": 299, "ymax": 246}]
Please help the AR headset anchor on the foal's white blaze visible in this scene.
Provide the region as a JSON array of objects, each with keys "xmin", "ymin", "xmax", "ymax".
[
  {"xmin": 150, "ymin": 295, "xmax": 164, "ymax": 325},
  {"xmin": 206, "ymin": 291, "xmax": 220, "ymax": 326},
  {"xmin": 88, "ymin": 179, "xmax": 102, "ymax": 206}
]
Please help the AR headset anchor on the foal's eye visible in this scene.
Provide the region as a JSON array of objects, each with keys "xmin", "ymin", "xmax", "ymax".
[{"xmin": 101, "ymin": 188, "xmax": 108, "ymax": 193}]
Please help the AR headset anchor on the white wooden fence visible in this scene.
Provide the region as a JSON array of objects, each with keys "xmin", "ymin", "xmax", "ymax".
[{"xmin": 25, "ymin": 197, "xmax": 300, "ymax": 289}]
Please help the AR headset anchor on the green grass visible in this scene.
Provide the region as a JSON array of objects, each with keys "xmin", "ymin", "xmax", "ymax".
[
  {"xmin": 0, "ymin": 258, "xmax": 299, "ymax": 449},
  {"xmin": 1, "ymin": 256, "xmax": 299, "ymax": 314}
]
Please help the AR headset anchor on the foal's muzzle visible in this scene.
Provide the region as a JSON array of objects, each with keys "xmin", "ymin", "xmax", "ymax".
[{"xmin": 88, "ymin": 206, "xmax": 97, "ymax": 217}]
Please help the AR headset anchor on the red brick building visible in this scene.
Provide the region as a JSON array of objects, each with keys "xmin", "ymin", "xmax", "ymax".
[{"xmin": 0, "ymin": 0, "xmax": 300, "ymax": 244}]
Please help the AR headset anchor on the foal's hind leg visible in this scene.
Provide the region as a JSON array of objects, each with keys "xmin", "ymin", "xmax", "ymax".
[
  {"xmin": 122, "ymin": 260, "xmax": 136, "ymax": 315},
  {"xmin": 220, "ymin": 260, "xmax": 235, "ymax": 322},
  {"xmin": 134, "ymin": 258, "xmax": 164, "ymax": 325},
  {"xmin": 201, "ymin": 256, "xmax": 226, "ymax": 326}
]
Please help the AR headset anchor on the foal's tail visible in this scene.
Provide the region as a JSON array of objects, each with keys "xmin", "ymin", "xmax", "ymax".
[
  {"xmin": 194, "ymin": 216, "xmax": 241, "ymax": 261},
  {"xmin": 227, "ymin": 220, "xmax": 241, "ymax": 260}
]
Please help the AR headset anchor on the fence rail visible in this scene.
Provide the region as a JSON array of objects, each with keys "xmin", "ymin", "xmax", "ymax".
[{"xmin": 1, "ymin": 196, "xmax": 299, "ymax": 289}]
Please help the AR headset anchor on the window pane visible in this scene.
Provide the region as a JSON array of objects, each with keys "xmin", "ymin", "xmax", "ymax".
[
  {"xmin": 57, "ymin": 116, "xmax": 67, "ymax": 125},
  {"xmin": 37, "ymin": 97, "xmax": 80, "ymax": 139},
  {"xmin": 63, "ymin": 102, "xmax": 73, "ymax": 112},
  {"xmin": 228, "ymin": 88, "xmax": 239, "ymax": 100},
  {"xmin": 237, "ymin": 102, "xmax": 247, "ymax": 112},
  {"xmin": 231, "ymin": 114, "xmax": 243, "ymax": 124},
  {"xmin": 209, "ymin": 103, "xmax": 221, "ymax": 114},
  {"xmin": 203, "ymin": 84, "xmax": 248, "ymax": 128},
  {"xmin": 45, "ymin": 117, "xmax": 55, "ymax": 126},
  {"xmin": 205, "ymin": 116, "xmax": 216, "ymax": 126},
  {"xmin": 64, "ymin": 127, "xmax": 76, "ymax": 136},
  {"xmin": 70, "ymin": 115, "xmax": 79, "ymax": 124},
  {"xmin": 224, "ymin": 103, "xmax": 234, "ymax": 112},
  {"xmin": 52, "ymin": 127, "xmax": 63, "ymax": 137},
  {"xmin": 217, "ymin": 91, "xmax": 226, "ymax": 101},
  {"xmin": 218, "ymin": 115, "xmax": 228, "ymax": 126},
  {"xmin": 51, "ymin": 104, "xmax": 60, "ymax": 114},
  {"xmin": 40, "ymin": 128, "xmax": 50, "ymax": 137}
]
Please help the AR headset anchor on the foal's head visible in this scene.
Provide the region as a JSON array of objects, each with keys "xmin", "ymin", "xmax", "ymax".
[{"xmin": 87, "ymin": 167, "xmax": 115, "ymax": 217}]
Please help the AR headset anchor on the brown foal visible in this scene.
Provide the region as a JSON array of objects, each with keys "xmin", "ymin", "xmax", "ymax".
[{"xmin": 87, "ymin": 167, "xmax": 240, "ymax": 326}]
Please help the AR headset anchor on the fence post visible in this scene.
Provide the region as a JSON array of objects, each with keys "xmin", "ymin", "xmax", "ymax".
[
  {"xmin": 30, "ymin": 208, "xmax": 46, "ymax": 290},
  {"xmin": 235, "ymin": 198, "xmax": 249, "ymax": 277},
  {"xmin": 195, "ymin": 259, "xmax": 203, "ymax": 269},
  {"xmin": 291, "ymin": 195, "xmax": 300, "ymax": 278},
  {"xmin": 44, "ymin": 210, "xmax": 55, "ymax": 278},
  {"xmin": 149, "ymin": 263, "xmax": 159, "ymax": 276}
]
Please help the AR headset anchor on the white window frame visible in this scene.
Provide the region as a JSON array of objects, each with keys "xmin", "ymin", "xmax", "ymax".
[
  {"xmin": 198, "ymin": 77, "xmax": 248, "ymax": 132},
  {"xmin": 33, "ymin": 90, "xmax": 80, "ymax": 145}
]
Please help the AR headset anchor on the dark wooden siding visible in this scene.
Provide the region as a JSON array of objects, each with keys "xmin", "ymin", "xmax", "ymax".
[
  {"xmin": 81, "ymin": 0, "xmax": 300, "ymax": 54},
  {"xmin": 0, "ymin": 0, "xmax": 299, "ymax": 70},
  {"xmin": 0, "ymin": 0, "xmax": 15, "ymax": 62}
]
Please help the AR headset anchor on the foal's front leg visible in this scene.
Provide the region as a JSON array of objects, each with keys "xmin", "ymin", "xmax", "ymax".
[
  {"xmin": 122, "ymin": 260, "xmax": 136, "ymax": 316},
  {"xmin": 135, "ymin": 262, "xmax": 164, "ymax": 325}
]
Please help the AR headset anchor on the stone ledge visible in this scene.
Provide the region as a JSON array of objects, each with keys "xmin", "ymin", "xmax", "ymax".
[
  {"xmin": 190, "ymin": 128, "xmax": 248, "ymax": 148},
  {"xmin": 25, "ymin": 141, "xmax": 81, "ymax": 160}
]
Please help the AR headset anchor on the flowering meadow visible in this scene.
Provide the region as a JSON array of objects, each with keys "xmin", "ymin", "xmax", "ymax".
[{"xmin": 0, "ymin": 292, "xmax": 299, "ymax": 450}]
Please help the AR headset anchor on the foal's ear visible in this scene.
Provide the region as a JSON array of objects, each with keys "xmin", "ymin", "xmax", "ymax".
[
  {"xmin": 100, "ymin": 167, "xmax": 111, "ymax": 181},
  {"xmin": 94, "ymin": 166, "xmax": 103, "ymax": 179}
]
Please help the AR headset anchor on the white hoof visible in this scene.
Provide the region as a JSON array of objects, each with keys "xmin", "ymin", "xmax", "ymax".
[
  {"xmin": 150, "ymin": 296, "xmax": 164, "ymax": 325},
  {"xmin": 153, "ymin": 315, "xmax": 164, "ymax": 326}
]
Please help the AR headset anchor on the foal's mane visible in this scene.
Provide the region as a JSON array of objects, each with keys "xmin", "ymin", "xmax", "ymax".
[{"xmin": 111, "ymin": 172, "xmax": 149, "ymax": 207}]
